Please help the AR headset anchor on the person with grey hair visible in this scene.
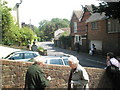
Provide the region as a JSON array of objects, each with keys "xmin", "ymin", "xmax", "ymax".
[
  {"xmin": 68, "ymin": 56, "xmax": 89, "ymax": 90},
  {"xmin": 24, "ymin": 56, "xmax": 49, "ymax": 90}
]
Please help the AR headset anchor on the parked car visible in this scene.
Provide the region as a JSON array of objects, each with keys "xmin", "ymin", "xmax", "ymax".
[
  {"xmin": 4, "ymin": 51, "xmax": 40, "ymax": 62},
  {"xmin": 45, "ymin": 56, "xmax": 69, "ymax": 65},
  {"xmin": 29, "ymin": 55, "xmax": 69, "ymax": 66}
]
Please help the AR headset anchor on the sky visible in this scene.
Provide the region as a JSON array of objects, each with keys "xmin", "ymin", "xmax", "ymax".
[{"xmin": 6, "ymin": 0, "xmax": 101, "ymax": 27}]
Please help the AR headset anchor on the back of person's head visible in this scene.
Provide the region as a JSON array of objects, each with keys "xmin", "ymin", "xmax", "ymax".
[
  {"xmin": 68, "ymin": 56, "xmax": 79, "ymax": 65},
  {"xmin": 107, "ymin": 52, "xmax": 114, "ymax": 58},
  {"xmin": 33, "ymin": 42, "xmax": 35, "ymax": 45}
]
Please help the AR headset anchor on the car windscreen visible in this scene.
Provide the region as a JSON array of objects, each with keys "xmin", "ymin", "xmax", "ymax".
[
  {"xmin": 4, "ymin": 52, "xmax": 15, "ymax": 59},
  {"xmin": 9, "ymin": 53, "xmax": 23, "ymax": 60}
]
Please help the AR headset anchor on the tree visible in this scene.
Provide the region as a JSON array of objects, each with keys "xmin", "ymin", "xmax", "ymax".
[
  {"xmin": 20, "ymin": 27, "xmax": 35, "ymax": 45},
  {"xmin": 92, "ymin": 1, "xmax": 120, "ymax": 22},
  {"xmin": 0, "ymin": 0, "xmax": 36, "ymax": 46},
  {"xmin": 1, "ymin": 0, "xmax": 14, "ymax": 45},
  {"xmin": 38, "ymin": 18, "xmax": 70, "ymax": 41}
]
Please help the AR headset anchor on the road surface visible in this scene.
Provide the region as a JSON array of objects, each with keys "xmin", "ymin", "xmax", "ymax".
[{"xmin": 38, "ymin": 42, "xmax": 107, "ymax": 69}]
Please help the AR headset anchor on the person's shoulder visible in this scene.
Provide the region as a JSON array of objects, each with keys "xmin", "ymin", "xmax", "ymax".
[
  {"xmin": 110, "ymin": 58, "xmax": 118, "ymax": 61},
  {"xmin": 77, "ymin": 64, "xmax": 85, "ymax": 71}
]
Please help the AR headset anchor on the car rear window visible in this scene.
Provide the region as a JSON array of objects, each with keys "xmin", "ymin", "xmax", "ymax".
[
  {"xmin": 63, "ymin": 58, "xmax": 69, "ymax": 65},
  {"xmin": 33, "ymin": 53, "xmax": 38, "ymax": 57},
  {"xmin": 49, "ymin": 59, "xmax": 63, "ymax": 65}
]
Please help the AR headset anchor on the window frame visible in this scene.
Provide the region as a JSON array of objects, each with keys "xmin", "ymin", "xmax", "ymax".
[
  {"xmin": 91, "ymin": 22, "xmax": 98, "ymax": 30},
  {"xmin": 107, "ymin": 19, "xmax": 120, "ymax": 33},
  {"xmin": 74, "ymin": 22, "xmax": 77, "ymax": 33}
]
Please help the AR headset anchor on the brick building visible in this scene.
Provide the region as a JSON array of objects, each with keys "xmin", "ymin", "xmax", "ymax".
[
  {"xmin": 86, "ymin": 13, "xmax": 120, "ymax": 55},
  {"xmin": 70, "ymin": 5, "xmax": 92, "ymax": 52}
]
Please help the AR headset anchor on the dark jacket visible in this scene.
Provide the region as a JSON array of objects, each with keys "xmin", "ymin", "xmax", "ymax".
[{"xmin": 24, "ymin": 64, "xmax": 49, "ymax": 90}]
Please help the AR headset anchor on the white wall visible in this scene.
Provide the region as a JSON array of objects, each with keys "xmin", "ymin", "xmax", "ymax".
[{"xmin": 90, "ymin": 40, "xmax": 102, "ymax": 50}]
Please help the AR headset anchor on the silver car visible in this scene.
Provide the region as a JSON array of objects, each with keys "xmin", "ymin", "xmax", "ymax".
[
  {"xmin": 4, "ymin": 51, "xmax": 40, "ymax": 62},
  {"xmin": 34, "ymin": 56, "xmax": 69, "ymax": 66}
]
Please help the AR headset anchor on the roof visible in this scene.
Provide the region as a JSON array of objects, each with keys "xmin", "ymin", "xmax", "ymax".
[
  {"xmin": 54, "ymin": 28, "xmax": 70, "ymax": 40},
  {"xmin": 86, "ymin": 12, "xmax": 106, "ymax": 23},
  {"xmin": 10, "ymin": 51, "xmax": 39, "ymax": 54},
  {"xmin": 72, "ymin": 5, "xmax": 92, "ymax": 22},
  {"xmin": 60, "ymin": 28, "xmax": 70, "ymax": 31},
  {"xmin": 73, "ymin": 10, "xmax": 84, "ymax": 20},
  {"xmin": 84, "ymin": 5, "xmax": 93, "ymax": 13}
]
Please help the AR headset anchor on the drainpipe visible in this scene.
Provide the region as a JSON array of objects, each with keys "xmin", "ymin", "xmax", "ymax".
[{"xmin": 86, "ymin": 24, "xmax": 89, "ymax": 52}]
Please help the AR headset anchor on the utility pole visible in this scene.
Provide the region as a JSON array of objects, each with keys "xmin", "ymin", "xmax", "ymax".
[{"xmin": 15, "ymin": 0, "xmax": 22, "ymax": 26}]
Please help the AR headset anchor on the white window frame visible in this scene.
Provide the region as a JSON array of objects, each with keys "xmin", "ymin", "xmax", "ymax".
[{"xmin": 74, "ymin": 35, "xmax": 82, "ymax": 45}]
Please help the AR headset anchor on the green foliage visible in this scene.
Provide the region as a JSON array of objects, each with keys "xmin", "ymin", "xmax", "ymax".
[
  {"xmin": 20, "ymin": 27, "xmax": 36, "ymax": 45},
  {"xmin": 1, "ymin": 0, "xmax": 36, "ymax": 46},
  {"xmin": 59, "ymin": 36, "xmax": 72, "ymax": 48},
  {"xmin": 61, "ymin": 31, "xmax": 69, "ymax": 37},
  {"xmin": 92, "ymin": 1, "xmax": 120, "ymax": 22},
  {"xmin": 38, "ymin": 46, "xmax": 44, "ymax": 52},
  {"xmin": 4, "ymin": 23, "xmax": 36, "ymax": 45},
  {"xmin": 38, "ymin": 18, "xmax": 70, "ymax": 41},
  {"xmin": 1, "ymin": 0, "xmax": 14, "ymax": 45}
]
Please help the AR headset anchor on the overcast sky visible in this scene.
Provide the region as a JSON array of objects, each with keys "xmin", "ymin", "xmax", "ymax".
[{"xmin": 6, "ymin": 0, "xmax": 100, "ymax": 27}]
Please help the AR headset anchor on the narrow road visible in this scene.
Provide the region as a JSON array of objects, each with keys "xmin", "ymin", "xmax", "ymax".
[
  {"xmin": 38, "ymin": 42, "xmax": 107, "ymax": 69},
  {"xmin": 0, "ymin": 42, "xmax": 107, "ymax": 69}
]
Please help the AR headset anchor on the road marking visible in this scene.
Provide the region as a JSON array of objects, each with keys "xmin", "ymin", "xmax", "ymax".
[{"xmin": 86, "ymin": 58, "xmax": 106, "ymax": 65}]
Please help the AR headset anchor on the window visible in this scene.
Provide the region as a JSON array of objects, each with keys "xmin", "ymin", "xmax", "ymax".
[
  {"xmin": 81, "ymin": 35, "xmax": 87, "ymax": 39},
  {"xmin": 74, "ymin": 22, "xmax": 77, "ymax": 33},
  {"xmin": 24, "ymin": 53, "xmax": 34, "ymax": 59},
  {"xmin": 107, "ymin": 19, "xmax": 120, "ymax": 33},
  {"xmin": 75, "ymin": 35, "xmax": 82, "ymax": 45},
  {"xmin": 33, "ymin": 53, "xmax": 38, "ymax": 57},
  {"xmin": 10, "ymin": 53, "xmax": 23, "ymax": 60},
  {"xmin": 91, "ymin": 22, "xmax": 98, "ymax": 30},
  {"xmin": 63, "ymin": 59, "xmax": 69, "ymax": 65},
  {"xmin": 49, "ymin": 59, "xmax": 63, "ymax": 65},
  {"xmin": 75, "ymin": 36, "xmax": 79, "ymax": 42}
]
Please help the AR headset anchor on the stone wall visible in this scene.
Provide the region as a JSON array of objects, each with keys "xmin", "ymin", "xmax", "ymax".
[{"xmin": 1, "ymin": 59, "xmax": 113, "ymax": 89}]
